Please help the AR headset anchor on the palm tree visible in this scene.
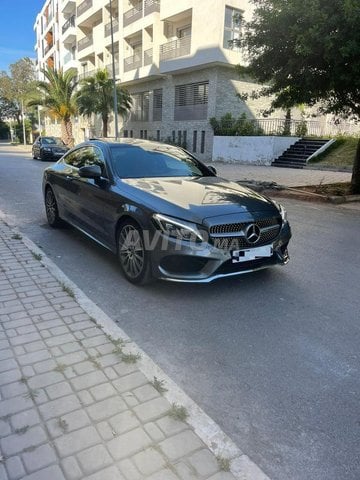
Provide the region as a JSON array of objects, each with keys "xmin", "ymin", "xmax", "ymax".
[
  {"xmin": 28, "ymin": 67, "xmax": 77, "ymax": 146},
  {"xmin": 76, "ymin": 68, "xmax": 132, "ymax": 137}
]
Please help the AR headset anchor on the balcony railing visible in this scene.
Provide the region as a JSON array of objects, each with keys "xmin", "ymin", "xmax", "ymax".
[
  {"xmin": 62, "ymin": 15, "xmax": 76, "ymax": 34},
  {"xmin": 123, "ymin": 2, "xmax": 142, "ymax": 27},
  {"xmin": 124, "ymin": 52, "xmax": 142, "ymax": 72},
  {"xmin": 104, "ymin": 18, "xmax": 119, "ymax": 37},
  {"xmin": 64, "ymin": 51, "xmax": 75, "ymax": 64},
  {"xmin": 144, "ymin": 0, "xmax": 160, "ymax": 16},
  {"xmin": 144, "ymin": 48, "xmax": 153, "ymax": 66},
  {"xmin": 44, "ymin": 43, "xmax": 54, "ymax": 55},
  {"xmin": 106, "ymin": 63, "xmax": 120, "ymax": 78},
  {"xmin": 78, "ymin": 35, "xmax": 93, "ymax": 52},
  {"xmin": 77, "ymin": 0, "xmax": 92, "ymax": 17},
  {"xmin": 160, "ymin": 35, "xmax": 191, "ymax": 61},
  {"xmin": 78, "ymin": 69, "xmax": 97, "ymax": 80}
]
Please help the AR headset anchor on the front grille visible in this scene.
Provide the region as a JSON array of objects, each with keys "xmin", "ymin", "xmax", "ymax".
[{"xmin": 210, "ymin": 217, "xmax": 281, "ymax": 250}]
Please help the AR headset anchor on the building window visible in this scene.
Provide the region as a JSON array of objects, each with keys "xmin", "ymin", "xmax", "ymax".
[
  {"xmin": 183, "ymin": 131, "xmax": 187, "ymax": 149},
  {"xmin": 144, "ymin": 130, "xmax": 147, "ymax": 139},
  {"xmin": 223, "ymin": 6, "xmax": 242, "ymax": 51},
  {"xmin": 172, "ymin": 130, "xmax": 175, "ymax": 143},
  {"xmin": 130, "ymin": 130, "xmax": 133, "ymax": 138},
  {"xmin": 124, "ymin": 130, "xmax": 128, "ymax": 138},
  {"xmin": 156, "ymin": 130, "xmax": 160, "ymax": 141},
  {"xmin": 200, "ymin": 131, "xmax": 205, "ymax": 154},
  {"xmin": 193, "ymin": 131, "xmax": 197, "ymax": 153},
  {"xmin": 130, "ymin": 91, "xmax": 150, "ymax": 121},
  {"xmin": 174, "ymin": 81, "xmax": 209, "ymax": 120},
  {"xmin": 153, "ymin": 89, "xmax": 163, "ymax": 121},
  {"xmin": 178, "ymin": 130, "xmax": 182, "ymax": 145},
  {"xmin": 140, "ymin": 130, "xmax": 144, "ymax": 139}
]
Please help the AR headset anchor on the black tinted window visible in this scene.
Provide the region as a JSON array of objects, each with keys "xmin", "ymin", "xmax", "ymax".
[
  {"xmin": 42, "ymin": 137, "xmax": 64, "ymax": 145},
  {"xmin": 64, "ymin": 146, "xmax": 106, "ymax": 175},
  {"xmin": 110, "ymin": 145, "xmax": 210, "ymax": 179}
]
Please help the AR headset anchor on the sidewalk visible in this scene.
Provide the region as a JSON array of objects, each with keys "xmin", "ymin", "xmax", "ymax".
[{"xmin": 0, "ymin": 218, "xmax": 268, "ymax": 480}]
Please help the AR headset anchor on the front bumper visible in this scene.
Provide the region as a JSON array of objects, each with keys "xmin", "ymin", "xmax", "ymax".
[{"xmin": 151, "ymin": 221, "xmax": 291, "ymax": 283}]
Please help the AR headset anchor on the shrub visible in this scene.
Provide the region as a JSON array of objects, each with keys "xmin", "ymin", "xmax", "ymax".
[{"xmin": 210, "ymin": 113, "xmax": 264, "ymax": 136}]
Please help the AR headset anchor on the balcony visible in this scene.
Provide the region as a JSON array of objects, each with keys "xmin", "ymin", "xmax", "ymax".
[
  {"xmin": 104, "ymin": 19, "xmax": 119, "ymax": 37},
  {"xmin": 77, "ymin": 0, "xmax": 92, "ymax": 17},
  {"xmin": 124, "ymin": 52, "xmax": 142, "ymax": 72},
  {"xmin": 61, "ymin": 0, "xmax": 76, "ymax": 14},
  {"xmin": 144, "ymin": 0, "xmax": 160, "ymax": 16},
  {"xmin": 44, "ymin": 43, "xmax": 54, "ymax": 56},
  {"xmin": 64, "ymin": 51, "xmax": 75, "ymax": 64},
  {"xmin": 106, "ymin": 63, "xmax": 120, "ymax": 78},
  {"xmin": 62, "ymin": 15, "xmax": 75, "ymax": 34},
  {"xmin": 78, "ymin": 35, "xmax": 93, "ymax": 52},
  {"xmin": 144, "ymin": 47, "xmax": 153, "ymax": 66},
  {"xmin": 123, "ymin": 2, "xmax": 142, "ymax": 27},
  {"xmin": 160, "ymin": 35, "xmax": 191, "ymax": 61},
  {"xmin": 78, "ymin": 68, "xmax": 97, "ymax": 80}
]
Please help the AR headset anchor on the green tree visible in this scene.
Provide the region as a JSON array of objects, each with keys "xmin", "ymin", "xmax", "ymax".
[
  {"xmin": 76, "ymin": 68, "xmax": 132, "ymax": 138},
  {"xmin": 29, "ymin": 67, "xmax": 78, "ymax": 146},
  {"xmin": 236, "ymin": 0, "xmax": 360, "ymax": 193}
]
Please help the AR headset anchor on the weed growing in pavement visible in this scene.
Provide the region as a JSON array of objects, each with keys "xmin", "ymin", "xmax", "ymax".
[
  {"xmin": 121, "ymin": 352, "xmax": 141, "ymax": 364},
  {"xmin": 57, "ymin": 418, "xmax": 69, "ymax": 433},
  {"xmin": 88, "ymin": 355, "xmax": 102, "ymax": 369},
  {"xmin": 60, "ymin": 282, "xmax": 75, "ymax": 298},
  {"xmin": 151, "ymin": 376, "xmax": 168, "ymax": 394},
  {"xmin": 216, "ymin": 455, "xmax": 231, "ymax": 471},
  {"xmin": 14, "ymin": 425, "xmax": 29, "ymax": 435},
  {"xmin": 31, "ymin": 251, "xmax": 42, "ymax": 261},
  {"xmin": 19, "ymin": 376, "xmax": 29, "ymax": 384},
  {"xmin": 53, "ymin": 363, "xmax": 67, "ymax": 374},
  {"xmin": 22, "ymin": 446, "xmax": 36, "ymax": 453},
  {"xmin": 24, "ymin": 389, "xmax": 40, "ymax": 400},
  {"xmin": 167, "ymin": 403, "xmax": 189, "ymax": 422},
  {"xmin": 11, "ymin": 233, "xmax": 22, "ymax": 240}
]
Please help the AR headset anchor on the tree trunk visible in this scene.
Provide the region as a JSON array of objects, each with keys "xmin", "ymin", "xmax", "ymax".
[
  {"xmin": 102, "ymin": 114, "xmax": 108, "ymax": 138},
  {"xmin": 351, "ymin": 138, "xmax": 360, "ymax": 194},
  {"xmin": 62, "ymin": 118, "xmax": 74, "ymax": 147}
]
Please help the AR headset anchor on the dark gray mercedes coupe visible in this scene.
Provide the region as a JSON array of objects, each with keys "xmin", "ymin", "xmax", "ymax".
[{"xmin": 42, "ymin": 139, "xmax": 291, "ymax": 284}]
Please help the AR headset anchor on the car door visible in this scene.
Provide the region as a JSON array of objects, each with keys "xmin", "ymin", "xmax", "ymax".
[
  {"xmin": 33, "ymin": 137, "xmax": 41, "ymax": 157},
  {"xmin": 73, "ymin": 146, "xmax": 111, "ymax": 242}
]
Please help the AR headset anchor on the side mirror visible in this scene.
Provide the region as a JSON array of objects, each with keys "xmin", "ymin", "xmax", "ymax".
[
  {"xmin": 207, "ymin": 165, "xmax": 217, "ymax": 175},
  {"xmin": 79, "ymin": 164, "xmax": 102, "ymax": 178}
]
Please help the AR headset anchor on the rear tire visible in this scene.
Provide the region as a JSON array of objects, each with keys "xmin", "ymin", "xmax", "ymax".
[
  {"xmin": 117, "ymin": 220, "xmax": 153, "ymax": 285},
  {"xmin": 45, "ymin": 187, "xmax": 63, "ymax": 228}
]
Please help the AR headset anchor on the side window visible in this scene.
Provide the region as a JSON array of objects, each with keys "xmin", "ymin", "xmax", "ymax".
[
  {"xmin": 64, "ymin": 146, "xmax": 107, "ymax": 176},
  {"xmin": 85, "ymin": 146, "xmax": 107, "ymax": 177}
]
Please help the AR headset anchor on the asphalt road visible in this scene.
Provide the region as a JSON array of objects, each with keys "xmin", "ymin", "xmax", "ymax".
[{"xmin": 1, "ymin": 146, "xmax": 359, "ymax": 480}]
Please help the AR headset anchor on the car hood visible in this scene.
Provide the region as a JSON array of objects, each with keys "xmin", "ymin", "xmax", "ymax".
[{"xmin": 121, "ymin": 176, "xmax": 279, "ymax": 223}]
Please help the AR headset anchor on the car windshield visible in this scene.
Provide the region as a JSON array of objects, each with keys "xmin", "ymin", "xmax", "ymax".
[
  {"xmin": 110, "ymin": 144, "xmax": 212, "ymax": 179},
  {"xmin": 42, "ymin": 137, "xmax": 64, "ymax": 145}
]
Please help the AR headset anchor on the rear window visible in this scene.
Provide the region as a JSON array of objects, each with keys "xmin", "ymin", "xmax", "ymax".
[{"xmin": 110, "ymin": 145, "xmax": 211, "ymax": 179}]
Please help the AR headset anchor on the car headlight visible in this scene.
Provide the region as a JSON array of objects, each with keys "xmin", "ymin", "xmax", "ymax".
[
  {"xmin": 43, "ymin": 147, "xmax": 52, "ymax": 152},
  {"xmin": 153, "ymin": 214, "xmax": 204, "ymax": 242}
]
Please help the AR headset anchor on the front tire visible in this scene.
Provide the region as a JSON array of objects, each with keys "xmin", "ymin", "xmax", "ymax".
[
  {"xmin": 117, "ymin": 220, "xmax": 152, "ymax": 285},
  {"xmin": 45, "ymin": 187, "xmax": 62, "ymax": 228}
]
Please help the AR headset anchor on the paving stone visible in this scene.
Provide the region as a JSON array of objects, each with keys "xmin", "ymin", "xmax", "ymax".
[
  {"xmin": 90, "ymin": 383, "xmax": 117, "ymax": 401},
  {"xmin": 5, "ymin": 455, "xmax": 26, "ymax": 480},
  {"xmin": 1, "ymin": 395, "xmax": 33, "ymax": 417},
  {"xmin": 68, "ymin": 320, "xmax": 93, "ymax": 332},
  {"xmin": 133, "ymin": 384, "xmax": 160, "ymax": 403},
  {"xmin": 61, "ymin": 456, "xmax": 83, "ymax": 480},
  {"xmin": 39, "ymin": 393, "xmax": 82, "ymax": 421},
  {"xmin": 13, "ymin": 346, "xmax": 25, "ymax": 356},
  {"xmin": 188, "ymin": 449, "xmax": 220, "ymax": 477},
  {"xmin": 54, "ymin": 426, "xmax": 101, "ymax": 457},
  {"xmin": 144, "ymin": 422, "xmax": 165, "ymax": 443},
  {"xmin": 157, "ymin": 416, "xmax": 189, "ymax": 437},
  {"xmin": 175, "ymin": 462, "xmax": 199, "ymax": 480},
  {"xmin": 0, "ymin": 348, "xmax": 13, "ymax": 360},
  {"xmin": 108, "ymin": 410, "xmax": 140, "ymax": 435},
  {"xmin": 10, "ymin": 408, "xmax": 41, "ymax": 430},
  {"xmin": 18, "ymin": 349, "xmax": 51, "ymax": 366},
  {"xmin": 104, "ymin": 367, "xmax": 118, "ymax": 381},
  {"xmin": 45, "ymin": 333, "xmax": 75, "ymax": 347},
  {"xmin": 21, "ymin": 464, "xmax": 66, "ymax": 480},
  {"xmin": 118, "ymin": 459, "xmax": 143, "ymax": 480},
  {"xmin": 147, "ymin": 469, "xmax": 178, "ymax": 480},
  {"xmin": 96, "ymin": 421, "xmax": 115, "ymax": 441},
  {"xmin": 59, "ymin": 342, "xmax": 82, "ymax": 354},
  {"xmin": 86, "ymin": 466, "xmax": 124, "ymax": 480},
  {"xmin": 33, "ymin": 358, "xmax": 57, "ymax": 374},
  {"xmin": 87, "ymin": 396, "xmax": 127, "ymax": 422},
  {"xmin": 22, "ymin": 443, "xmax": 58, "ymax": 473},
  {"xmin": 76, "ymin": 444, "xmax": 113, "ymax": 475},
  {"xmin": 0, "ymin": 419, "xmax": 11, "ymax": 436},
  {"xmin": 113, "ymin": 372, "xmax": 148, "ymax": 394},
  {"xmin": 0, "ymin": 357, "xmax": 18, "ymax": 373},
  {"xmin": 0, "ymin": 464, "xmax": 8, "ymax": 480},
  {"xmin": 71, "ymin": 370, "xmax": 107, "ymax": 391},
  {"xmin": 72, "ymin": 360, "xmax": 94, "ymax": 375},
  {"xmin": 47, "ymin": 409, "xmax": 91, "ymax": 439},
  {"xmin": 0, "ymin": 368, "xmax": 21, "ymax": 386},
  {"xmin": 1, "ymin": 380, "xmax": 27, "ymax": 399},
  {"xmin": 23, "ymin": 341, "xmax": 46, "ymax": 353},
  {"xmin": 16, "ymin": 325, "xmax": 37, "ymax": 335},
  {"xmin": 21, "ymin": 366, "xmax": 35, "ymax": 378},
  {"xmin": 122, "ymin": 393, "xmax": 139, "ymax": 408},
  {"xmin": 107, "ymin": 427, "xmax": 152, "ymax": 460},
  {"xmin": 50, "ymin": 326, "xmax": 70, "ymax": 336},
  {"xmin": 77, "ymin": 389, "xmax": 94, "ymax": 406},
  {"xmin": 0, "ymin": 425, "xmax": 47, "ymax": 456},
  {"xmin": 45, "ymin": 381, "xmax": 73, "ymax": 400},
  {"xmin": 28, "ymin": 371, "xmax": 64, "ymax": 390},
  {"xmin": 132, "ymin": 448, "xmax": 166, "ymax": 476},
  {"xmin": 81, "ymin": 336, "xmax": 107, "ymax": 348},
  {"xmin": 9, "ymin": 332, "xmax": 41, "ymax": 346},
  {"xmin": 159, "ymin": 430, "xmax": 204, "ymax": 461},
  {"xmin": 37, "ymin": 319, "xmax": 63, "ymax": 331},
  {"xmin": 133, "ymin": 397, "xmax": 170, "ymax": 423}
]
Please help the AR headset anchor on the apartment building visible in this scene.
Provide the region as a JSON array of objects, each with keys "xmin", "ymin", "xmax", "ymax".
[{"xmin": 34, "ymin": 0, "xmax": 257, "ymax": 160}]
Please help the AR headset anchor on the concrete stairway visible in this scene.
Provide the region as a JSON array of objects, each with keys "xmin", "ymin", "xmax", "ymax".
[{"xmin": 272, "ymin": 138, "xmax": 330, "ymax": 169}]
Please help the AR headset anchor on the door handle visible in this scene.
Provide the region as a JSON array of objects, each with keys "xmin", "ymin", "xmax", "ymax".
[{"xmin": 65, "ymin": 176, "xmax": 74, "ymax": 181}]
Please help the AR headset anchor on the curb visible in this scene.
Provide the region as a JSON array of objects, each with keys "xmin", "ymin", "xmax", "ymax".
[
  {"xmin": 0, "ymin": 211, "xmax": 270, "ymax": 480},
  {"xmin": 264, "ymin": 188, "xmax": 360, "ymax": 204}
]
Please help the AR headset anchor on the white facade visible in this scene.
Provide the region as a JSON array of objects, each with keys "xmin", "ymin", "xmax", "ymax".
[{"xmin": 34, "ymin": 0, "xmax": 258, "ymax": 158}]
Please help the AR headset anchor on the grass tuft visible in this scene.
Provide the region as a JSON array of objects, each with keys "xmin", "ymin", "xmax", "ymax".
[
  {"xmin": 31, "ymin": 251, "xmax": 42, "ymax": 261},
  {"xmin": 53, "ymin": 363, "xmax": 67, "ymax": 374},
  {"xmin": 11, "ymin": 233, "xmax": 22, "ymax": 240},
  {"xmin": 151, "ymin": 376, "xmax": 168, "ymax": 394},
  {"xmin": 121, "ymin": 352, "xmax": 141, "ymax": 364},
  {"xmin": 216, "ymin": 455, "xmax": 231, "ymax": 471},
  {"xmin": 60, "ymin": 282, "xmax": 75, "ymax": 298},
  {"xmin": 57, "ymin": 418, "xmax": 69, "ymax": 433},
  {"xmin": 14, "ymin": 425, "xmax": 29, "ymax": 435},
  {"xmin": 167, "ymin": 403, "xmax": 188, "ymax": 422}
]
